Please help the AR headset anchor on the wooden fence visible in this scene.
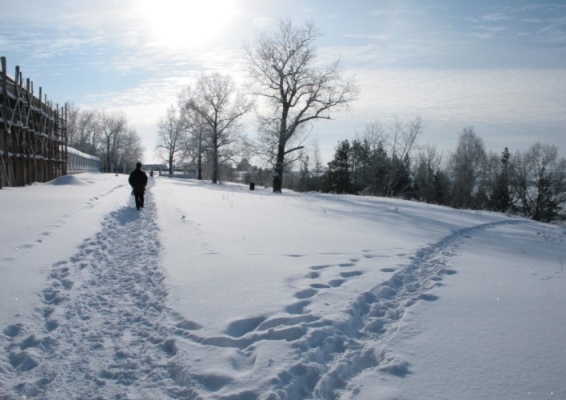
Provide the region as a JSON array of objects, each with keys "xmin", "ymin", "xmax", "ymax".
[
  {"xmin": 0, "ymin": 56, "xmax": 67, "ymax": 188},
  {"xmin": 67, "ymin": 146, "xmax": 100, "ymax": 174}
]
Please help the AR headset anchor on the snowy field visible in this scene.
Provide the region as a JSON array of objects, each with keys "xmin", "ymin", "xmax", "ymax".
[{"xmin": 0, "ymin": 173, "xmax": 565, "ymax": 399}]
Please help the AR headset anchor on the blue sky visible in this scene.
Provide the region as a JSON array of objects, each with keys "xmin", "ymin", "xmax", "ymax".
[{"xmin": 1, "ymin": 0, "xmax": 565, "ymax": 164}]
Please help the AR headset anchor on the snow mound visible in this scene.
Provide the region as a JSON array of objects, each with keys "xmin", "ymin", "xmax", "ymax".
[{"xmin": 47, "ymin": 175, "xmax": 88, "ymax": 186}]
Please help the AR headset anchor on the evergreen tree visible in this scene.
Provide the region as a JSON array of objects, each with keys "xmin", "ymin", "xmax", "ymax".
[
  {"xmin": 365, "ymin": 144, "xmax": 389, "ymax": 196},
  {"xmin": 324, "ymin": 140, "xmax": 352, "ymax": 194},
  {"xmin": 433, "ymin": 170, "xmax": 451, "ymax": 205},
  {"xmin": 350, "ymin": 140, "xmax": 370, "ymax": 194},
  {"xmin": 490, "ymin": 147, "xmax": 511, "ymax": 212},
  {"xmin": 388, "ymin": 154, "xmax": 412, "ymax": 198}
]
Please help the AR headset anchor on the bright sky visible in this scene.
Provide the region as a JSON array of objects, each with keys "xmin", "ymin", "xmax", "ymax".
[{"xmin": 1, "ymin": 0, "xmax": 565, "ymax": 164}]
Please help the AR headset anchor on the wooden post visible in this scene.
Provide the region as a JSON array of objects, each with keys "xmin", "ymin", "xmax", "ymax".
[{"xmin": 0, "ymin": 56, "xmax": 6, "ymax": 189}]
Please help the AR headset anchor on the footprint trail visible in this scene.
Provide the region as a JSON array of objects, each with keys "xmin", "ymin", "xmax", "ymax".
[{"xmin": 0, "ymin": 189, "xmax": 199, "ymax": 399}]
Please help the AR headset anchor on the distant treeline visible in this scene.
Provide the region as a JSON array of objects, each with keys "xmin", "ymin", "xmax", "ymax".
[
  {"xmin": 66, "ymin": 105, "xmax": 144, "ymax": 173},
  {"xmin": 276, "ymin": 121, "xmax": 565, "ymax": 223}
]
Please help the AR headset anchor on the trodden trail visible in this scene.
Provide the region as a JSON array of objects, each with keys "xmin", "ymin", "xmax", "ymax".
[
  {"xmin": 305, "ymin": 219, "xmax": 525, "ymax": 399},
  {"xmin": 0, "ymin": 186, "xmax": 200, "ymax": 399}
]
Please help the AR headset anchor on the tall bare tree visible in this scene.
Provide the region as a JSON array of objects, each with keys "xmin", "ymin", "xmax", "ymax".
[
  {"xmin": 511, "ymin": 143, "xmax": 566, "ymax": 221},
  {"xmin": 182, "ymin": 73, "xmax": 252, "ymax": 184},
  {"xmin": 118, "ymin": 127, "xmax": 144, "ymax": 172},
  {"xmin": 67, "ymin": 103, "xmax": 100, "ymax": 155},
  {"xmin": 156, "ymin": 106, "xmax": 187, "ymax": 175},
  {"xmin": 181, "ymin": 112, "xmax": 208, "ymax": 180},
  {"xmin": 413, "ymin": 144, "xmax": 443, "ymax": 203},
  {"xmin": 100, "ymin": 111, "xmax": 128, "ymax": 172},
  {"xmin": 245, "ymin": 18, "xmax": 357, "ymax": 192},
  {"xmin": 67, "ymin": 105, "xmax": 142, "ymax": 172},
  {"xmin": 449, "ymin": 127, "xmax": 487, "ymax": 208},
  {"xmin": 384, "ymin": 116, "xmax": 424, "ymax": 197},
  {"xmin": 67, "ymin": 102, "xmax": 81, "ymax": 148}
]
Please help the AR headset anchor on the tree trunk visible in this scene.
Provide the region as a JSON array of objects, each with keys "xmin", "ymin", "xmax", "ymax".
[
  {"xmin": 197, "ymin": 135, "xmax": 203, "ymax": 180},
  {"xmin": 273, "ymin": 143, "xmax": 285, "ymax": 193},
  {"xmin": 212, "ymin": 134, "xmax": 219, "ymax": 184},
  {"xmin": 273, "ymin": 107, "xmax": 289, "ymax": 193},
  {"xmin": 106, "ymin": 140, "xmax": 111, "ymax": 172}
]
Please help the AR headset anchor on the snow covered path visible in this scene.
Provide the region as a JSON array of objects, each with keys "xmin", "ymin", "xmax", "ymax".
[{"xmin": 1, "ymin": 188, "xmax": 201, "ymax": 399}]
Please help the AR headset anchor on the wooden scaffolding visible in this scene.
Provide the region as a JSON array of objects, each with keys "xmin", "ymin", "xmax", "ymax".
[{"xmin": 0, "ymin": 56, "xmax": 67, "ymax": 188}]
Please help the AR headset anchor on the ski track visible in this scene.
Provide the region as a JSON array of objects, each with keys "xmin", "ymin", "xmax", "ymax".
[{"xmin": 0, "ymin": 186, "xmax": 524, "ymax": 399}]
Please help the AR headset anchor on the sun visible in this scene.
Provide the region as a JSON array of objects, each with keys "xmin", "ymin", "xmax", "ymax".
[{"xmin": 138, "ymin": 0, "xmax": 238, "ymax": 49}]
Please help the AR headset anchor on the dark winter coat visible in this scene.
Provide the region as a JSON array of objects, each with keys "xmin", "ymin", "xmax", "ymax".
[{"xmin": 129, "ymin": 167, "xmax": 148, "ymax": 194}]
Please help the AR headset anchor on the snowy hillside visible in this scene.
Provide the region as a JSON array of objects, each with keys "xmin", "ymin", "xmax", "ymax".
[{"xmin": 0, "ymin": 173, "xmax": 565, "ymax": 399}]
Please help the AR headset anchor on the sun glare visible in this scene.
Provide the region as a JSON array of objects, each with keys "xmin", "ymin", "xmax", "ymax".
[{"xmin": 139, "ymin": 0, "xmax": 237, "ymax": 49}]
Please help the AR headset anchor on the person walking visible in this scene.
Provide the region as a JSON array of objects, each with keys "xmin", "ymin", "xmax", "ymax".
[{"xmin": 129, "ymin": 162, "xmax": 148, "ymax": 210}]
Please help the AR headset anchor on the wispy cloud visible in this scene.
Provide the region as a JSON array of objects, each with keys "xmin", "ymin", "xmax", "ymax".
[
  {"xmin": 343, "ymin": 34, "xmax": 390, "ymax": 41},
  {"xmin": 352, "ymin": 68, "xmax": 566, "ymax": 124},
  {"xmin": 519, "ymin": 4, "xmax": 566, "ymax": 13},
  {"xmin": 482, "ymin": 13, "xmax": 510, "ymax": 21},
  {"xmin": 536, "ymin": 23, "xmax": 566, "ymax": 44},
  {"xmin": 306, "ymin": 67, "xmax": 566, "ymax": 160},
  {"xmin": 471, "ymin": 33, "xmax": 493, "ymax": 40},
  {"xmin": 2, "ymin": 0, "xmax": 564, "ymax": 161}
]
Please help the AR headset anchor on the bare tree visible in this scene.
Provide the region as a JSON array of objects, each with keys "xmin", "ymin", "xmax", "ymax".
[
  {"xmin": 245, "ymin": 18, "xmax": 357, "ymax": 192},
  {"xmin": 67, "ymin": 103, "xmax": 100, "ymax": 155},
  {"xmin": 68, "ymin": 105, "xmax": 142, "ymax": 172},
  {"xmin": 359, "ymin": 121, "xmax": 387, "ymax": 151},
  {"xmin": 511, "ymin": 143, "xmax": 566, "ymax": 222},
  {"xmin": 449, "ymin": 127, "xmax": 487, "ymax": 208},
  {"xmin": 384, "ymin": 116, "xmax": 424, "ymax": 197},
  {"xmin": 413, "ymin": 144, "xmax": 443, "ymax": 203},
  {"xmin": 156, "ymin": 106, "xmax": 187, "ymax": 175},
  {"xmin": 99, "ymin": 111, "xmax": 128, "ymax": 172},
  {"xmin": 311, "ymin": 138, "xmax": 323, "ymax": 176},
  {"xmin": 356, "ymin": 117, "xmax": 423, "ymax": 197},
  {"xmin": 67, "ymin": 102, "xmax": 81, "ymax": 148},
  {"xmin": 478, "ymin": 150, "xmax": 502, "ymax": 209},
  {"xmin": 118, "ymin": 127, "xmax": 144, "ymax": 172},
  {"xmin": 182, "ymin": 73, "xmax": 252, "ymax": 184},
  {"xmin": 182, "ymin": 112, "xmax": 208, "ymax": 180}
]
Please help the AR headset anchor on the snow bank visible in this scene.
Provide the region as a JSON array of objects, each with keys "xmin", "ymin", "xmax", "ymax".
[{"xmin": 47, "ymin": 175, "xmax": 88, "ymax": 186}]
